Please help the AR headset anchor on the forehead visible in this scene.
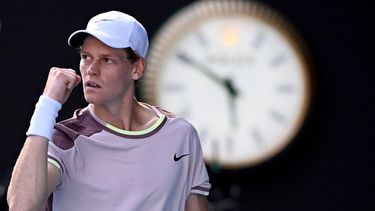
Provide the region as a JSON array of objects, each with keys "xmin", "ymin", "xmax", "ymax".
[{"xmin": 81, "ymin": 36, "xmax": 127, "ymax": 57}]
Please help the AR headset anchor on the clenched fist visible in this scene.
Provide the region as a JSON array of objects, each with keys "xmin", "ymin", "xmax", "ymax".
[{"xmin": 43, "ymin": 67, "xmax": 81, "ymax": 104}]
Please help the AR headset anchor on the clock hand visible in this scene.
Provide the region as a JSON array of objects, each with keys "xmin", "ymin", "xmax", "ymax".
[
  {"xmin": 177, "ymin": 51, "xmax": 222, "ymax": 84},
  {"xmin": 177, "ymin": 51, "xmax": 239, "ymax": 127},
  {"xmin": 223, "ymin": 78, "xmax": 238, "ymax": 97},
  {"xmin": 176, "ymin": 51, "xmax": 238, "ymax": 97},
  {"xmin": 229, "ymin": 89, "xmax": 238, "ymax": 127}
]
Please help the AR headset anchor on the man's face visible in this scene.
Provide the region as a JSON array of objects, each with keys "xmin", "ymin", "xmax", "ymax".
[{"xmin": 79, "ymin": 36, "xmax": 135, "ymax": 106}]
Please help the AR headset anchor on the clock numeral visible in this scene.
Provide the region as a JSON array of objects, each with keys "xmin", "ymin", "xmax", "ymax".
[
  {"xmin": 195, "ymin": 31, "xmax": 209, "ymax": 47},
  {"xmin": 164, "ymin": 83, "xmax": 185, "ymax": 93},
  {"xmin": 198, "ymin": 128, "xmax": 208, "ymax": 144},
  {"xmin": 211, "ymin": 139, "xmax": 220, "ymax": 162},
  {"xmin": 226, "ymin": 136, "xmax": 234, "ymax": 153},
  {"xmin": 251, "ymin": 128, "xmax": 264, "ymax": 146},
  {"xmin": 178, "ymin": 107, "xmax": 191, "ymax": 118},
  {"xmin": 270, "ymin": 110, "xmax": 286, "ymax": 123},
  {"xmin": 221, "ymin": 24, "xmax": 240, "ymax": 47},
  {"xmin": 269, "ymin": 54, "xmax": 286, "ymax": 67},
  {"xmin": 252, "ymin": 30, "xmax": 265, "ymax": 49},
  {"xmin": 276, "ymin": 84, "xmax": 295, "ymax": 93}
]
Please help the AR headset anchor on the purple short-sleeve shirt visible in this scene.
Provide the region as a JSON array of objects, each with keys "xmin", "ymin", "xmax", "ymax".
[{"xmin": 47, "ymin": 104, "xmax": 210, "ymax": 211}]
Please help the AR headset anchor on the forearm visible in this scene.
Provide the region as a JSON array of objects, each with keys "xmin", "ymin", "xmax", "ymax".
[
  {"xmin": 7, "ymin": 136, "xmax": 49, "ymax": 211},
  {"xmin": 185, "ymin": 193, "xmax": 210, "ymax": 211}
]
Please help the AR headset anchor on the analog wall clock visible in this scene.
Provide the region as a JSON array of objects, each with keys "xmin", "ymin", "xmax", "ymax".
[{"xmin": 141, "ymin": 0, "xmax": 313, "ymax": 169}]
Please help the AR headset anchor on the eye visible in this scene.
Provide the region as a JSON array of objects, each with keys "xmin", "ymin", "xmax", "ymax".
[
  {"xmin": 80, "ymin": 53, "xmax": 89, "ymax": 61},
  {"xmin": 104, "ymin": 58, "xmax": 114, "ymax": 64}
]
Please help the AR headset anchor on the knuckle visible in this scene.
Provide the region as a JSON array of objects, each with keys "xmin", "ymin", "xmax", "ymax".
[{"xmin": 50, "ymin": 67, "xmax": 63, "ymax": 75}]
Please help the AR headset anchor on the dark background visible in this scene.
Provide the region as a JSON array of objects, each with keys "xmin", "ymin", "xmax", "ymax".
[{"xmin": 0, "ymin": 0, "xmax": 373, "ymax": 210}]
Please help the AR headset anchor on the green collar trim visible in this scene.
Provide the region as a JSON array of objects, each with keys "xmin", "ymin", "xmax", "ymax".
[{"xmin": 105, "ymin": 115, "xmax": 166, "ymax": 136}]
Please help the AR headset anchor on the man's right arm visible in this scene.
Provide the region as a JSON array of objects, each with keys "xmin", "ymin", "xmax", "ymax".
[
  {"xmin": 7, "ymin": 67, "xmax": 81, "ymax": 211},
  {"xmin": 7, "ymin": 136, "xmax": 59, "ymax": 211}
]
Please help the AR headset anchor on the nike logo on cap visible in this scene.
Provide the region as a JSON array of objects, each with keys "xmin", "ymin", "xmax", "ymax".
[
  {"xmin": 174, "ymin": 153, "xmax": 189, "ymax": 161},
  {"xmin": 95, "ymin": 19, "xmax": 113, "ymax": 23}
]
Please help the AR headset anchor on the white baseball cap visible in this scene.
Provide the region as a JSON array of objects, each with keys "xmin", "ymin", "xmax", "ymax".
[{"xmin": 68, "ymin": 11, "xmax": 149, "ymax": 58}]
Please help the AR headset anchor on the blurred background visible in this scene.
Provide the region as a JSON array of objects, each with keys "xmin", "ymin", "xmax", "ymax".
[{"xmin": 0, "ymin": 0, "xmax": 373, "ymax": 210}]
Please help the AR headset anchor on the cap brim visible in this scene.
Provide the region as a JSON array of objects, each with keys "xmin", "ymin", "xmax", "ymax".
[
  {"xmin": 68, "ymin": 30, "xmax": 131, "ymax": 50},
  {"xmin": 68, "ymin": 30, "xmax": 93, "ymax": 48}
]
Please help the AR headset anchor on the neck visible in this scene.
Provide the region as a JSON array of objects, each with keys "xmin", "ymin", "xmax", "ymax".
[{"xmin": 92, "ymin": 97, "xmax": 158, "ymax": 131}]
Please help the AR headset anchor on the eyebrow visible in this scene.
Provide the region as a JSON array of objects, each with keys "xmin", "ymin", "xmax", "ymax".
[
  {"xmin": 79, "ymin": 50, "xmax": 120, "ymax": 58},
  {"xmin": 79, "ymin": 49, "xmax": 129, "ymax": 63}
]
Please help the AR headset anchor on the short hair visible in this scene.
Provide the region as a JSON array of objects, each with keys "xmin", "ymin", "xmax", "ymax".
[{"xmin": 124, "ymin": 47, "xmax": 141, "ymax": 64}]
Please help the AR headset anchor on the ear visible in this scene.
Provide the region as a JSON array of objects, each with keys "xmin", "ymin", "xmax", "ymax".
[{"xmin": 132, "ymin": 58, "xmax": 145, "ymax": 80}]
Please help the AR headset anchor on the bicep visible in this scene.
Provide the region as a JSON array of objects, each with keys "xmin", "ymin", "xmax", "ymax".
[{"xmin": 185, "ymin": 193, "xmax": 210, "ymax": 211}]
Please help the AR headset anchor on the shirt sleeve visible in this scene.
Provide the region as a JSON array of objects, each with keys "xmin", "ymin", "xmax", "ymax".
[
  {"xmin": 47, "ymin": 142, "xmax": 64, "ymax": 187},
  {"xmin": 47, "ymin": 124, "xmax": 76, "ymax": 188},
  {"xmin": 189, "ymin": 128, "xmax": 211, "ymax": 196}
]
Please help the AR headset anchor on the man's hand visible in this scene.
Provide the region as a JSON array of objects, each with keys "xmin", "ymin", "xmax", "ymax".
[{"xmin": 43, "ymin": 67, "xmax": 81, "ymax": 104}]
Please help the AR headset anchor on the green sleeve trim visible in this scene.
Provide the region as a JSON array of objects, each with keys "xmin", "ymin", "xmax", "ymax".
[{"xmin": 48, "ymin": 157, "xmax": 61, "ymax": 170}]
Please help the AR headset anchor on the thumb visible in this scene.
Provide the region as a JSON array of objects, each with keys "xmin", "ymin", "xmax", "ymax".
[
  {"xmin": 74, "ymin": 75, "xmax": 82, "ymax": 87},
  {"xmin": 66, "ymin": 75, "xmax": 81, "ymax": 90}
]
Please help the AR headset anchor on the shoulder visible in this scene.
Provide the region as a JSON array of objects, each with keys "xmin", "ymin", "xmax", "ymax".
[
  {"xmin": 140, "ymin": 103, "xmax": 199, "ymax": 138},
  {"xmin": 145, "ymin": 104, "xmax": 177, "ymax": 119},
  {"xmin": 153, "ymin": 106, "xmax": 190, "ymax": 123},
  {"xmin": 52, "ymin": 107, "xmax": 102, "ymax": 149}
]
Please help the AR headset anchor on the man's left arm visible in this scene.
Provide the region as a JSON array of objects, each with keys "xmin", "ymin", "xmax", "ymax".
[{"xmin": 185, "ymin": 193, "xmax": 209, "ymax": 211}]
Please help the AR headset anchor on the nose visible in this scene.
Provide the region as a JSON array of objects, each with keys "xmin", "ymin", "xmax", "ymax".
[{"xmin": 87, "ymin": 60, "xmax": 100, "ymax": 76}]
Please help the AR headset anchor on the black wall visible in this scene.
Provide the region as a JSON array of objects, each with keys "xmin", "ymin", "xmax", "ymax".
[{"xmin": 0, "ymin": 0, "xmax": 373, "ymax": 210}]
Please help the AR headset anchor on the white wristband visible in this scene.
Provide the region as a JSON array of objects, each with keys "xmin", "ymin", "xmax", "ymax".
[{"xmin": 26, "ymin": 95, "xmax": 62, "ymax": 141}]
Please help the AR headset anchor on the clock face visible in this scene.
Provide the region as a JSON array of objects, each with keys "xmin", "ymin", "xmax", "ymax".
[{"xmin": 141, "ymin": 1, "xmax": 312, "ymax": 169}]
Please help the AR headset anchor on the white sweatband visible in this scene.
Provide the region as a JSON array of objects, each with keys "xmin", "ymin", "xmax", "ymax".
[{"xmin": 26, "ymin": 95, "xmax": 62, "ymax": 141}]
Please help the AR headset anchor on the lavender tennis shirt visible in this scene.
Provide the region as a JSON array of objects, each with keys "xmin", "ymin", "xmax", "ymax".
[{"xmin": 47, "ymin": 104, "xmax": 211, "ymax": 211}]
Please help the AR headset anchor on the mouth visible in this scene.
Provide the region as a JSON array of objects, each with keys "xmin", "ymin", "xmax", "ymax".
[{"xmin": 85, "ymin": 81, "xmax": 101, "ymax": 88}]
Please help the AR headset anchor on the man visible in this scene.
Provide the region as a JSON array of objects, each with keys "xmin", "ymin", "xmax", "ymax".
[{"xmin": 7, "ymin": 11, "xmax": 211, "ymax": 211}]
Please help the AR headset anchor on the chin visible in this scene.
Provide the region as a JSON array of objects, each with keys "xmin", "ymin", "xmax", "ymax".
[{"xmin": 84, "ymin": 93, "xmax": 100, "ymax": 104}]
